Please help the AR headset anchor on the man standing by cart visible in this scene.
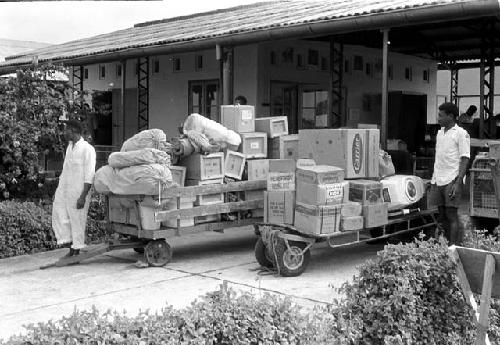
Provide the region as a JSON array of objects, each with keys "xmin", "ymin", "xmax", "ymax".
[
  {"xmin": 52, "ymin": 120, "xmax": 96, "ymax": 256},
  {"xmin": 430, "ymin": 102, "xmax": 470, "ymax": 245}
]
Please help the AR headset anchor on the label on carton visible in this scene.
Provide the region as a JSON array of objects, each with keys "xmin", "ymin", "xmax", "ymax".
[
  {"xmin": 352, "ymin": 133, "xmax": 363, "ymax": 174},
  {"xmin": 250, "ymin": 142, "xmax": 260, "ymax": 149},
  {"xmin": 241, "ymin": 109, "xmax": 253, "ymax": 120},
  {"xmin": 268, "ymin": 172, "xmax": 295, "ymax": 191}
]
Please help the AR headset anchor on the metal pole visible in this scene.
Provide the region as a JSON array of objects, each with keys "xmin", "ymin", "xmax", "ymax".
[
  {"xmin": 479, "ymin": 59, "xmax": 485, "ymax": 139},
  {"xmin": 121, "ymin": 60, "xmax": 127, "ymax": 144},
  {"xmin": 381, "ymin": 29, "xmax": 390, "ymax": 150}
]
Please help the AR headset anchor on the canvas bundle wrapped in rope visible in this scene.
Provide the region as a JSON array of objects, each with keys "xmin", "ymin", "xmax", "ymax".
[
  {"xmin": 108, "ymin": 148, "xmax": 172, "ymax": 168},
  {"xmin": 120, "ymin": 128, "xmax": 167, "ymax": 152},
  {"xmin": 182, "ymin": 113, "xmax": 241, "ymax": 150}
]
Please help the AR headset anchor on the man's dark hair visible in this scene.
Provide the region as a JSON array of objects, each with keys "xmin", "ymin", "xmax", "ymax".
[
  {"xmin": 63, "ymin": 119, "xmax": 83, "ymax": 134},
  {"xmin": 234, "ymin": 95, "xmax": 247, "ymax": 105},
  {"xmin": 467, "ymin": 105, "xmax": 477, "ymax": 113},
  {"xmin": 438, "ymin": 102, "xmax": 459, "ymax": 119}
]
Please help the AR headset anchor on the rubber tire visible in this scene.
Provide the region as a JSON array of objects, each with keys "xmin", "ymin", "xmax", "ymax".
[
  {"xmin": 254, "ymin": 237, "xmax": 273, "ymax": 268},
  {"xmin": 144, "ymin": 240, "xmax": 172, "ymax": 267},
  {"xmin": 273, "ymin": 237, "xmax": 310, "ymax": 277}
]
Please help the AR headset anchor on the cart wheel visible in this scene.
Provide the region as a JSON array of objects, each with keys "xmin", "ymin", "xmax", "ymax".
[
  {"xmin": 144, "ymin": 240, "xmax": 172, "ymax": 267},
  {"xmin": 254, "ymin": 237, "xmax": 273, "ymax": 268},
  {"xmin": 273, "ymin": 237, "xmax": 310, "ymax": 277}
]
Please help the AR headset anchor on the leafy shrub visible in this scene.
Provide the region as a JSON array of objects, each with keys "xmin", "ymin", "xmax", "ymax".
[
  {"xmin": 86, "ymin": 193, "xmax": 112, "ymax": 244},
  {"xmin": 0, "ymin": 200, "xmax": 56, "ymax": 258},
  {"xmin": 333, "ymin": 236, "xmax": 476, "ymax": 345}
]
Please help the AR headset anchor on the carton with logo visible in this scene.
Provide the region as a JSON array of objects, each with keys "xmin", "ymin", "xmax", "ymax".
[
  {"xmin": 267, "ymin": 159, "xmax": 296, "ymax": 191},
  {"xmin": 180, "ymin": 152, "xmax": 224, "ymax": 180},
  {"xmin": 294, "ymin": 202, "xmax": 342, "ymax": 236},
  {"xmin": 186, "ymin": 178, "xmax": 224, "ymax": 205},
  {"xmin": 255, "ymin": 116, "xmax": 289, "ymax": 138},
  {"xmin": 239, "ymin": 132, "xmax": 268, "ymax": 159},
  {"xmin": 225, "ymin": 150, "xmax": 246, "ymax": 180},
  {"xmin": 362, "ymin": 203, "xmax": 389, "ymax": 228},
  {"xmin": 245, "ymin": 159, "xmax": 269, "ymax": 181},
  {"xmin": 349, "ymin": 180, "xmax": 383, "ymax": 205},
  {"xmin": 296, "ymin": 165, "xmax": 345, "ymax": 185},
  {"xmin": 220, "ymin": 105, "xmax": 255, "ymax": 133},
  {"xmin": 296, "ymin": 181, "xmax": 349, "ymax": 205},
  {"xmin": 268, "ymin": 134, "xmax": 299, "ymax": 160},
  {"xmin": 341, "ymin": 216, "xmax": 364, "ymax": 231},
  {"xmin": 298, "ymin": 128, "xmax": 379, "ymax": 179},
  {"xmin": 264, "ymin": 191, "xmax": 295, "ymax": 224}
]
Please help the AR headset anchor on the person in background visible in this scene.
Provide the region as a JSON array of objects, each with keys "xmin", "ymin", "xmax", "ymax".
[
  {"xmin": 430, "ymin": 102, "xmax": 470, "ymax": 245},
  {"xmin": 52, "ymin": 120, "xmax": 96, "ymax": 256},
  {"xmin": 458, "ymin": 105, "xmax": 477, "ymax": 137},
  {"xmin": 234, "ymin": 95, "xmax": 247, "ymax": 105}
]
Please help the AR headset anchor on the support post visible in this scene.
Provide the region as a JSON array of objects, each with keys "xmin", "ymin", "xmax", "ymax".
[
  {"xmin": 381, "ymin": 29, "xmax": 390, "ymax": 150},
  {"xmin": 72, "ymin": 66, "xmax": 84, "ymax": 110},
  {"xmin": 450, "ymin": 66, "xmax": 458, "ymax": 105},
  {"xmin": 221, "ymin": 46, "xmax": 233, "ymax": 107},
  {"xmin": 137, "ymin": 57, "xmax": 150, "ymax": 131},
  {"xmin": 329, "ymin": 37, "xmax": 343, "ymax": 128},
  {"xmin": 120, "ymin": 60, "xmax": 127, "ymax": 145}
]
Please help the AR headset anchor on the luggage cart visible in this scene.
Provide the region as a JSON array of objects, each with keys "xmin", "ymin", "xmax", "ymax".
[
  {"xmin": 41, "ymin": 180, "xmax": 266, "ymax": 269},
  {"xmin": 254, "ymin": 208, "xmax": 439, "ymax": 277}
]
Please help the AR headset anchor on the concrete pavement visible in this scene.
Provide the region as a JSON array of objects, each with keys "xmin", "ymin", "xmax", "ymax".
[{"xmin": 0, "ymin": 226, "xmax": 385, "ymax": 341}]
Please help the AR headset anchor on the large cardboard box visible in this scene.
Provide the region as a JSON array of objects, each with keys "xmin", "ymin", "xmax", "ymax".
[
  {"xmin": 298, "ymin": 128, "xmax": 379, "ymax": 179},
  {"xmin": 170, "ymin": 166, "xmax": 187, "ymax": 187},
  {"xmin": 349, "ymin": 179, "xmax": 383, "ymax": 205},
  {"xmin": 362, "ymin": 203, "xmax": 389, "ymax": 228},
  {"xmin": 220, "ymin": 105, "xmax": 255, "ymax": 133},
  {"xmin": 255, "ymin": 116, "xmax": 288, "ymax": 138},
  {"xmin": 296, "ymin": 181, "xmax": 349, "ymax": 205},
  {"xmin": 341, "ymin": 216, "xmax": 364, "ymax": 231},
  {"xmin": 267, "ymin": 159, "xmax": 296, "ymax": 191},
  {"xmin": 186, "ymin": 178, "xmax": 224, "ymax": 205},
  {"xmin": 225, "ymin": 150, "xmax": 246, "ymax": 180},
  {"xmin": 246, "ymin": 159, "xmax": 269, "ymax": 180},
  {"xmin": 180, "ymin": 152, "xmax": 224, "ymax": 180},
  {"xmin": 268, "ymin": 134, "xmax": 299, "ymax": 160},
  {"xmin": 296, "ymin": 165, "xmax": 344, "ymax": 185},
  {"xmin": 294, "ymin": 202, "xmax": 342, "ymax": 236},
  {"xmin": 264, "ymin": 191, "xmax": 295, "ymax": 224},
  {"xmin": 239, "ymin": 132, "xmax": 267, "ymax": 159},
  {"xmin": 341, "ymin": 202, "xmax": 363, "ymax": 217}
]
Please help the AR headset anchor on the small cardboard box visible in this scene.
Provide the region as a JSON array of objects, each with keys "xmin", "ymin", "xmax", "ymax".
[
  {"xmin": 163, "ymin": 200, "xmax": 195, "ymax": 228},
  {"xmin": 246, "ymin": 159, "xmax": 269, "ymax": 180},
  {"xmin": 220, "ymin": 105, "xmax": 255, "ymax": 133},
  {"xmin": 255, "ymin": 116, "xmax": 289, "ymax": 138},
  {"xmin": 294, "ymin": 202, "xmax": 342, "ymax": 236},
  {"xmin": 341, "ymin": 216, "xmax": 364, "ymax": 231},
  {"xmin": 363, "ymin": 203, "xmax": 389, "ymax": 228},
  {"xmin": 170, "ymin": 166, "xmax": 187, "ymax": 187},
  {"xmin": 296, "ymin": 165, "xmax": 345, "ymax": 185},
  {"xmin": 349, "ymin": 180, "xmax": 383, "ymax": 205},
  {"xmin": 268, "ymin": 134, "xmax": 299, "ymax": 160},
  {"xmin": 264, "ymin": 191, "xmax": 295, "ymax": 224},
  {"xmin": 225, "ymin": 150, "xmax": 246, "ymax": 180},
  {"xmin": 267, "ymin": 159, "xmax": 296, "ymax": 191},
  {"xmin": 239, "ymin": 132, "xmax": 268, "ymax": 159},
  {"xmin": 186, "ymin": 178, "xmax": 224, "ymax": 205},
  {"xmin": 180, "ymin": 152, "xmax": 224, "ymax": 180},
  {"xmin": 341, "ymin": 202, "xmax": 363, "ymax": 217},
  {"xmin": 296, "ymin": 181, "xmax": 349, "ymax": 206}
]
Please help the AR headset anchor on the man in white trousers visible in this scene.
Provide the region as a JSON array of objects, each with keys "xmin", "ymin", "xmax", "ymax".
[{"xmin": 52, "ymin": 120, "xmax": 96, "ymax": 256}]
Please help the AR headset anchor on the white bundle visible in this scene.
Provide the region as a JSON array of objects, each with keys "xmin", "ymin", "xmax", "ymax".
[
  {"xmin": 121, "ymin": 129, "xmax": 167, "ymax": 152},
  {"xmin": 182, "ymin": 113, "xmax": 241, "ymax": 148},
  {"xmin": 184, "ymin": 130, "xmax": 221, "ymax": 154},
  {"xmin": 108, "ymin": 148, "xmax": 171, "ymax": 169},
  {"xmin": 94, "ymin": 164, "xmax": 173, "ymax": 195}
]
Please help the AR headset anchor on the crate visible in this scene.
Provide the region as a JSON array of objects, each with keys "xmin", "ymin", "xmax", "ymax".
[
  {"xmin": 170, "ymin": 166, "xmax": 187, "ymax": 187},
  {"xmin": 186, "ymin": 178, "xmax": 224, "ymax": 205},
  {"xmin": 180, "ymin": 152, "xmax": 224, "ymax": 180},
  {"xmin": 268, "ymin": 134, "xmax": 299, "ymax": 160},
  {"xmin": 225, "ymin": 150, "xmax": 246, "ymax": 180},
  {"xmin": 470, "ymin": 155, "xmax": 498, "ymax": 219},
  {"xmin": 220, "ymin": 105, "xmax": 255, "ymax": 133},
  {"xmin": 245, "ymin": 159, "xmax": 269, "ymax": 181},
  {"xmin": 239, "ymin": 132, "xmax": 268, "ymax": 159},
  {"xmin": 255, "ymin": 116, "xmax": 288, "ymax": 138}
]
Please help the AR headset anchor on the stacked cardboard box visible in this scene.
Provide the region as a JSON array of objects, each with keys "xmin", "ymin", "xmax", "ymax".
[
  {"xmin": 243, "ymin": 159, "xmax": 269, "ymax": 218},
  {"xmin": 348, "ymin": 179, "xmax": 388, "ymax": 228},
  {"xmin": 298, "ymin": 128, "xmax": 380, "ymax": 179},
  {"xmin": 264, "ymin": 159, "xmax": 296, "ymax": 224},
  {"xmin": 221, "ymin": 105, "xmax": 255, "ymax": 133},
  {"xmin": 294, "ymin": 165, "xmax": 346, "ymax": 236}
]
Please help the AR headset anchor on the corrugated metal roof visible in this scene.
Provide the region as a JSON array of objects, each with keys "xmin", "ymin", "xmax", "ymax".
[{"xmin": 0, "ymin": 0, "xmax": 497, "ymax": 67}]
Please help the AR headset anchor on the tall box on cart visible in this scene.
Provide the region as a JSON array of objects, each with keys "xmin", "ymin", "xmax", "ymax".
[
  {"xmin": 349, "ymin": 179, "xmax": 384, "ymax": 205},
  {"xmin": 180, "ymin": 152, "xmax": 224, "ymax": 180},
  {"xmin": 267, "ymin": 159, "xmax": 296, "ymax": 191},
  {"xmin": 362, "ymin": 203, "xmax": 389, "ymax": 228},
  {"xmin": 294, "ymin": 202, "xmax": 342, "ymax": 236},
  {"xmin": 264, "ymin": 191, "xmax": 295, "ymax": 224},
  {"xmin": 220, "ymin": 105, "xmax": 255, "ymax": 133},
  {"xmin": 255, "ymin": 116, "xmax": 288, "ymax": 138},
  {"xmin": 298, "ymin": 128, "xmax": 379, "ymax": 179},
  {"xmin": 239, "ymin": 132, "xmax": 267, "ymax": 159},
  {"xmin": 268, "ymin": 134, "xmax": 299, "ymax": 160}
]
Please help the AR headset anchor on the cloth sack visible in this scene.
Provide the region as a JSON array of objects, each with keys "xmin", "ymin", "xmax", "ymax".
[
  {"xmin": 108, "ymin": 148, "xmax": 171, "ymax": 168},
  {"xmin": 121, "ymin": 129, "xmax": 167, "ymax": 152},
  {"xmin": 182, "ymin": 113, "xmax": 241, "ymax": 148}
]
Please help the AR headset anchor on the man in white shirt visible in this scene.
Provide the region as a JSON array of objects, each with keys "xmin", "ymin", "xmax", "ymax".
[
  {"xmin": 52, "ymin": 120, "xmax": 96, "ymax": 256},
  {"xmin": 430, "ymin": 102, "xmax": 470, "ymax": 245}
]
